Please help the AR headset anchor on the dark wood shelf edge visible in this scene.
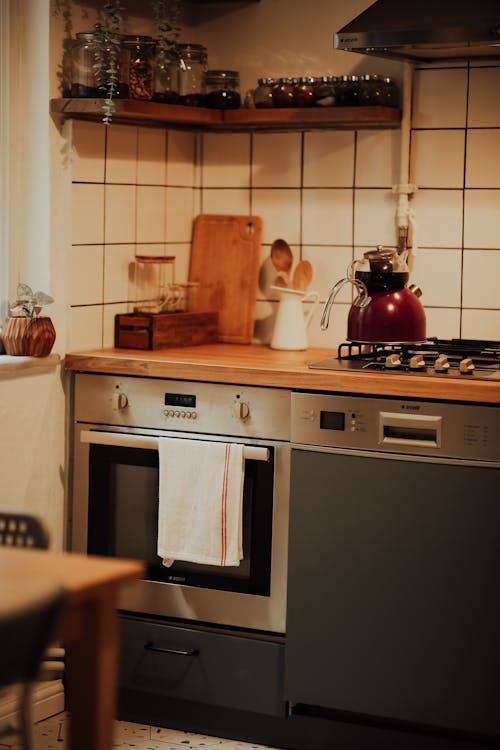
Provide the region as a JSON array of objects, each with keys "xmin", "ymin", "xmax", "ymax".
[{"xmin": 50, "ymin": 99, "xmax": 401, "ymax": 132}]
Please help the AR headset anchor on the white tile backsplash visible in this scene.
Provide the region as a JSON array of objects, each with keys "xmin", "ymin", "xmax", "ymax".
[
  {"xmin": 302, "ymin": 188, "xmax": 353, "ymax": 245},
  {"xmin": 303, "ymin": 131, "xmax": 354, "ymax": 188},
  {"xmin": 68, "ymin": 62, "xmax": 500, "ymax": 349},
  {"xmin": 253, "ymin": 133, "xmax": 302, "ymax": 188}
]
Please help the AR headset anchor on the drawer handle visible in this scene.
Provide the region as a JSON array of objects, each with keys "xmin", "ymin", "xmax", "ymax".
[{"xmin": 144, "ymin": 641, "xmax": 199, "ymax": 657}]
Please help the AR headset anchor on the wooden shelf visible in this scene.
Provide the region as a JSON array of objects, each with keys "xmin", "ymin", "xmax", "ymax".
[{"xmin": 50, "ymin": 98, "xmax": 401, "ymax": 132}]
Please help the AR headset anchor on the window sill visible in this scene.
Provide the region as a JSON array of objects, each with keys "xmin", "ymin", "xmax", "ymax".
[{"xmin": 0, "ymin": 353, "xmax": 61, "ymax": 374}]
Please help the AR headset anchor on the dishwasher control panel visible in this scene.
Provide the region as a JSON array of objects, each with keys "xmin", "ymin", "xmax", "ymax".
[{"xmin": 291, "ymin": 392, "xmax": 499, "ymax": 462}]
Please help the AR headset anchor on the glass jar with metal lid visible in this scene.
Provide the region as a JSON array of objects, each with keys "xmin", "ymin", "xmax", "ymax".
[
  {"xmin": 204, "ymin": 70, "xmax": 241, "ymax": 109},
  {"xmin": 176, "ymin": 43, "xmax": 208, "ymax": 106},
  {"xmin": 122, "ymin": 35, "xmax": 154, "ymax": 100},
  {"xmin": 293, "ymin": 76, "xmax": 316, "ymax": 107},
  {"xmin": 313, "ymin": 76, "xmax": 337, "ymax": 107},
  {"xmin": 272, "ymin": 77, "xmax": 295, "ymax": 108},
  {"xmin": 70, "ymin": 28, "xmax": 127, "ymax": 98},
  {"xmin": 253, "ymin": 77, "xmax": 276, "ymax": 108},
  {"xmin": 153, "ymin": 43, "xmax": 179, "ymax": 104},
  {"xmin": 359, "ymin": 74, "xmax": 386, "ymax": 106},
  {"xmin": 335, "ymin": 74, "xmax": 360, "ymax": 106}
]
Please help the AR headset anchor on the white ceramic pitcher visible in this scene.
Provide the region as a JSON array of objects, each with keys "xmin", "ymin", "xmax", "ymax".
[{"xmin": 270, "ymin": 286, "xmax": 319, "ymax": 350}]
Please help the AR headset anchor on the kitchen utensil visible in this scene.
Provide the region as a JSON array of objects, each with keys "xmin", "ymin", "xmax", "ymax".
[
  {"xmin": 321, "ymin": 245, "xmax": 426, "ymax": 344},
  {"xmin": 270, "ymin": 238, "xmax": 293, "ymax": 277},
  {"xmin": 189, "ymin": 214, "xmax": 263, "ymax": 343},
  {"xmin": 270, "ymin": 285, "xmax": 319, "ymax": 350},
  {"xmin": 292, "ymin": 260, "xmax": 313, "ymax": 291}
]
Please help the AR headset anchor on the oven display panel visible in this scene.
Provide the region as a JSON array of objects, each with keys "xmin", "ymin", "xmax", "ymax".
[
  {"xmin": 164, "ymin": 393, "xmax": 196, "ymax": 408},
  {"xmin": 320, "ymin": 411, "xmax": 345, "ymax": 431}
]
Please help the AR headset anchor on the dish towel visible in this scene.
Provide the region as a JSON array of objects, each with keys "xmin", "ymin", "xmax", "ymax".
[{"xmin": 157, "ymin": 437, "xmax": 245, "ymax": 567}]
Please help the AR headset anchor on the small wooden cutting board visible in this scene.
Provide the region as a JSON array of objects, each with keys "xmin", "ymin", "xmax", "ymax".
[{"xmin": 189, "ymin": 214, "xmax": 263, "ymax": 344}]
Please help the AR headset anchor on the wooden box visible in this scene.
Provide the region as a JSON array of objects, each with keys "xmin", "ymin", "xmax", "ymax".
[{"xmin": 115, "ymin": 311, "xmax": 218, "ymax": 350}]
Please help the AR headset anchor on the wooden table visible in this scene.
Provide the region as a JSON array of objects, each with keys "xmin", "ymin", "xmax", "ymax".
[{"xmin": 0, "ymin": 547, "xmax": 144, "ymax": 750}]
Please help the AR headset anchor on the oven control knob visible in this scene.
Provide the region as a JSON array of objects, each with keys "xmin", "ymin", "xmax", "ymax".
[
  {"xmin": 434, "ymin": 354, "xmax": 450, "ymax": 372},
  {"xmin": 459, "ymin": 357, "xmax": 475, "ymax": 374},
  {"xmin": 233, "ymin": 401, "xmax": 250, "ymax": 421},
  {"xmin": 112, "ymin": 392, "xmax": 128, "ymax": 410}
]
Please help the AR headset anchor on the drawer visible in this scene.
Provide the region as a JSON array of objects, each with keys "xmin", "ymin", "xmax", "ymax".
[{"xmin": 119, "ymin": 615, "xmax": 286, "ymax": 717}]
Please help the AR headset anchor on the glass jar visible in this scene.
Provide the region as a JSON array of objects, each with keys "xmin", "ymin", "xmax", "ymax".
[
  {"xmin": 122, "ymin": 35, "xmax": 154, "ymax": 100},
  {"xmin": 204, "ymin": 70, "xmax": 241, "ymax": 109},
  {"xmin": 313, "ymin": 76, "xmax": 336, "ymax": 107},
  {"xmin": 335, "ymin": 74, "xmax": 360, "ymax": 106},
  {"xmin": 70, "ymin": 31, "xmax": 102, "ymax": 97},
  {"xmin": 153, "ymin": 43, "xmax": 179, "ymax": 104},
  {"xmin": 272, "ymin": 77, "xmax": 295, "ymax": 108},
  {"xmin": 359, "ymin": 74, "xmax": 386, "ymax": 105},
  {"xmin": 293, "ymin": 76, "xmax": 316, "ymax": 107},
  {"xmin": 382, "ymin": 77, "xmax": 399, "ymax": 107},
  {"xmin": 253, "ymin": 77, "xmax": 276, "ymax": 109},
  {"xmin": 176, "ymin": 43, "xmax": 208, "ymax": 106}
]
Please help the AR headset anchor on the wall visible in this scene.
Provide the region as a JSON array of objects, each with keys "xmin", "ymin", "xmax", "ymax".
[{"xmin": 67, "ymin": 61, "xmax": 500, "ymax": 350}]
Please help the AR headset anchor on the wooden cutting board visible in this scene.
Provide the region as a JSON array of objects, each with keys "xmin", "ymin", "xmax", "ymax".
[{"xmin": 189, "ymin": 214, "xmax": 263, "ymax": 344}]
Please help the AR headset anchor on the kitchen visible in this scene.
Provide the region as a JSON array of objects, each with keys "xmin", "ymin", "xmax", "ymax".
[{"xmin": 1, "ymin": 0, "xmax": 500, "ymax": 748}]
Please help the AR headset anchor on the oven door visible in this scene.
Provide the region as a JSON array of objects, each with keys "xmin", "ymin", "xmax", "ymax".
[{"xmin": 71, "ymin": 424, "xmax": 290, "ymax": 633}]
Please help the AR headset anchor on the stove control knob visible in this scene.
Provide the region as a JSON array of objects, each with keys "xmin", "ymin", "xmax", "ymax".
[
  {"xmin": 409, "ymin": 354, "xmax": 426, "ymax": 370},
  {"xmin": 112, "ymin": 392, "xmax": 128, "ymax": 410},
  {"xmin": 459, "ymin": 357, "xmax": 475, "ymax": 374},
  {"xmin": 434, "ymin": 354, "xmax": 450, "ymax": 372},
  {"xmin": 385, "ymin": 353, "xmax": 402, "ymax": 369},
  {"xmin": 233, "ymin": 401, "xmax": 250, "ymax": 421}
]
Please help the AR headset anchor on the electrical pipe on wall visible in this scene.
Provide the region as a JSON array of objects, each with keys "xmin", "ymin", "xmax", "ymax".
[{"xmin": 393, "ymin": 62, "xmax": 418, "ymax": 256}]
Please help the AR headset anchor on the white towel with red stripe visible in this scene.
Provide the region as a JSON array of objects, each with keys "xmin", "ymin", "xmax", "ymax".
[{"xmin": 157, "ymin": 437, "xmax": 245, "ymax": 567}]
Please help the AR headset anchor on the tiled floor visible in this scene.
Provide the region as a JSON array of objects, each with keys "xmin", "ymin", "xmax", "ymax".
[{"xmin": 0, "ymin": 712, "xmax": 281, "ymax": 749}]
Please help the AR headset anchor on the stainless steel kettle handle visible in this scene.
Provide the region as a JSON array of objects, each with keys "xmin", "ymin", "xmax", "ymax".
[{"xmin": 320, "ymin": 277, "xmax": 371, "ymax": 331}]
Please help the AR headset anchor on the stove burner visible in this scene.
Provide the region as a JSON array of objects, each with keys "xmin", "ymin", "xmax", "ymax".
[{"xmin": 310, "ymin": 338, "xmax": 500, "ymax": 381}]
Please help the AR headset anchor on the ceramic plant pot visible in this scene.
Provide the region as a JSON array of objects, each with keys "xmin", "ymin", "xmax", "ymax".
[{"xmin": 2, "ymin": 316, "xmax": 56, "ymax": 357}]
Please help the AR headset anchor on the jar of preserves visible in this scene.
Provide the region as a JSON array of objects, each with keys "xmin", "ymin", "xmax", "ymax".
[
  {"xmin": 122, "ymin": 35, "xmax": 154, "ymax": 100},
  {"xmin": 313, "ymin": 76, "xmax": 336, "ymax": 107},
  {"xmin": 204, "ymin": 70, "xmax": 241, "ymax": 109},
  {"xmin": 335, "ymin": 74, "xmax": 360, "ymax": 106},
  {"xmin": 293, "ymin": 76, "xmax": 315, "ymax": 107},
  {"xmin": 70, "ymin": 28, "xmax": 128, "ymax": 98},
  {"xmin": 177, "ymin": 43, "xmax": 208, "ymax": 106},
  {"xmin": 272, "ymin": 77, "xmax": 295, "ymax": 108},
  {"xmin": 253, "ymin": 77, "xmax": 276, "ymax": 108},
  {"xmin": 153, "ymin": 44, "xmax": 179, "ymax": 103}
]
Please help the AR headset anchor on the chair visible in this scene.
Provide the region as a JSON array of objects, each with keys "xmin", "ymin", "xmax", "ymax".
[
  {"xmin": 0, "ymin": 511, "xmax": 66, "ymax": 744},
  {"xmin": 0, "ymin": 576, "xmax": 65, "ymax": 750}
]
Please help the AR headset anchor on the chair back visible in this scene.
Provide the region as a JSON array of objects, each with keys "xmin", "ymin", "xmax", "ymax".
[{"xmin": 0, "ymin": 511, "xmax": 50, "ymax": 549}]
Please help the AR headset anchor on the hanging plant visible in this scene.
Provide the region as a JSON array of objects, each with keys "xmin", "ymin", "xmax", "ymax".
[
  {"xmin": 94, "ymin": 1, "xmax": 125, "ymax": 123},
  {"xmin": 151, "ymin": 0, "xmax": 182, "ymax": 55}
]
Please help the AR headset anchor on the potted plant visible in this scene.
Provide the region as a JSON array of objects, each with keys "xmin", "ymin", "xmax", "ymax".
[{"xmin": 2, "ymin": 284, "xmax": 56, "ymax": 357}]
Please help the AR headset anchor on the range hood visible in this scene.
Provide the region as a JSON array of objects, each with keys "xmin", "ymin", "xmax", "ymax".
[{"xmin": 335, "ymin": 0, "xmax": 500, "ymax": 63}]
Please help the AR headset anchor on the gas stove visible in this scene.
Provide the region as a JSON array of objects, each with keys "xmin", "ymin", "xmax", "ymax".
[{"xmin": 309, "ymin": 338, "xmax": 500, "ymax": 381}]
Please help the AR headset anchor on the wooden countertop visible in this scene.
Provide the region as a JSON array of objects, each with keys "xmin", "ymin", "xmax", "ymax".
[{"xmin": 64, "ymin": 344, "xmax": 500, "ymax": 404}]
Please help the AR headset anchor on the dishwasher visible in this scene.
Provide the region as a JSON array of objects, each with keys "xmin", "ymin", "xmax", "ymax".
[{"xmin": 285, "ymin": 391, "xmax": 500, "ymax": 745}]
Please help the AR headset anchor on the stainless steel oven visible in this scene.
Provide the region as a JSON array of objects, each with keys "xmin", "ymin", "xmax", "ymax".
[{"xmin": 71, "ymin": 373, "xmax": 291, "ymax": 634}]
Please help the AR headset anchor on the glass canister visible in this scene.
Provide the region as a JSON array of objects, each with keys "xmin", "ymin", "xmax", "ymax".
[
  {"xmin": 153, "ymin": 43, "xmax": 179, "ymax": 103},
  {"xmin": 335, "ymin": 74, "xmax": 360, "ymax": 106},
  {"xmin": 313, "ymin": 76, "xmax": 337, "ymax": 107},
  {"xmin": 293, "ymin": 76, "xmax": 316, "ymax": 107},
  {"xmin": 382, "ymin": 76, "xmax": 400, "ymax": 107},
  {"xmin": 204, "ymin": 70, "xmax": 241, "ymax": 109},
  {"xmin": 70, "ymin": 28, "xmax": 128, "ymax": 98},
  {"xmin": 272, "ymin": 77, "xmax": 295, "ymax": 108},
  {"xmin": 253, "ymin": 77, "xmax": 276, "ymax": 108},
  {"xmin": 176, "ymin": 43, "xmax": 208, "ymax": 106},
  {"xmin": 122, "ymin": 35, "xmax": 154, "ymax": 100},
  {"xmin": 359, "ymin": 74, "xmax": 386, "ymax": 105}
]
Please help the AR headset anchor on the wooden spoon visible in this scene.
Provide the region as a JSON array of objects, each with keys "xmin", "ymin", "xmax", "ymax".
[
  {"xmin": 270, "ymin": 239, "xmax": 293, "ymax": 275},
  {"xmin": 292, "ymin": 260, "xmax": 313, "ymax": 291}
]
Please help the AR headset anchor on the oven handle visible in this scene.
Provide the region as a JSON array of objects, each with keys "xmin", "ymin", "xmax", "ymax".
[
  {"xmin": 79, "ymin": 429, "xmax": 270, "ymax": 462},
  {"xmin": 144, "ymin": 641, "xmax": 199, "ymax": 657}
]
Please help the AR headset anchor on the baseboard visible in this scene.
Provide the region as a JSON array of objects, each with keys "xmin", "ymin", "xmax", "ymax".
[{"xmin": 0, "ymin": 681, "xmax": 65, "ymax": 725}]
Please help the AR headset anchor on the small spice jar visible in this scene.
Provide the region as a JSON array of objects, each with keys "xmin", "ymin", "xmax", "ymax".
[
  {"xmin": 123, "ymin": 35, "xmax": 154, "ymax": 100},
  {"xmin": 253, "ymin": 77, "xmax": 276, "ymax": 108},
  {"xmin": 177, "ymin": 43, "xmax": 208, "ymax": 106},
  {"xmin": 153, "ymin": 43, "xmax": 179, "ymax": 103},
  {"xmin": 272, "ymin": 77, "xmax": 295, "ymax": 108},
  {"xmin": 313, "ymin": 76, "xmax": 337, "ymax": 107},
  {"xmin": 204, "ymin": 70, "xmax": 241, "ymax": 109},
  {"xmin": 293, "ymin": 76, "xmax": 316, "ymax": 107}
]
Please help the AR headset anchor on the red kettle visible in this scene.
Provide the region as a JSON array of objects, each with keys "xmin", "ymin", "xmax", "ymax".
[{"xmin": 321, "ymin": 246, "xmax": 426, "ymax": 344}]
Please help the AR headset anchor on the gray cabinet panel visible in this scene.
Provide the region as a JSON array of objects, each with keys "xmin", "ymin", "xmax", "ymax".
[{"xmin": 120, "ymin": 615, "xmax": 286, "ymax": 716}]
